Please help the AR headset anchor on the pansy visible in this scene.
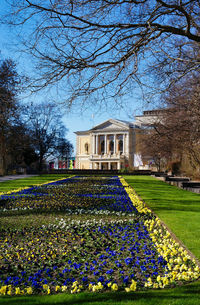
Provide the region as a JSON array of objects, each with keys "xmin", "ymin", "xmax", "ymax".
[{"xmin": 0, "ymin": 176, "xmax": 199, "ymax": 296}]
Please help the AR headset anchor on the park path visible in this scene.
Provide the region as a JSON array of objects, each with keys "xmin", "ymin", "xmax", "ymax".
[{"xmin": 0, "ymin": 175, "xmax": 37, "ymax": 182}]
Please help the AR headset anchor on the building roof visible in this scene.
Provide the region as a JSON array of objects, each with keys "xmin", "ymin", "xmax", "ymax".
[
  {"xmin": 134, "ymin": 109, "xmax": 166, "ymax": 126},
  {"xmin": 74, "ymin": 118, "xmax": 140, "ymax": 134},
  {"xmin": 74, "ymin": 130, "xmax": 90, "ymax": 135}
]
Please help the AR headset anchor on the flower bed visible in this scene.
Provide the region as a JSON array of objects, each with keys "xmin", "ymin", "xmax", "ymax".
[{"xmin": 0, "ymin": 176, "xmax": 199, "ymax": 296}]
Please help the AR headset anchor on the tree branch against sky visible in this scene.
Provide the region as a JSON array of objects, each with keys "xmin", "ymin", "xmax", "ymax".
[
  {"xmin": 22, "ymin": 101, "xmax": 73, "ymax": 171},
  {"xmin": 4, "ymin": 0, "xmax": 200, "ymax": 107},
  {"xmin": 139, "ymin": 72, "xmax": 200, "ymax": 174}
]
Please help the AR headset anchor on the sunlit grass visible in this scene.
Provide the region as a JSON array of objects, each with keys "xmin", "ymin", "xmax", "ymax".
[
  {"xmin": 123, "ymin": 175, "xmax": 200, "ymax": 260},
  {"xmin": 0, "ymin": 174, "xmax": 72, "ymax": 193}
]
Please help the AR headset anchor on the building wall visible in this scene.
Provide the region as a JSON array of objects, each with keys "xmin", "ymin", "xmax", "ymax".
[
  {"xmin": 128, "ymin": 128, "xmax": 135, "ymax": 168},
  {"xmin": 75, "ymin": 121, "xmax": 140, "ymax": 170},
  {"xmin": 79, "ymin": 135, "xmax": 91, "ymax": 155},
  {"xmin": 76, "ymin": 135, "xmax": 91, "ymax": 169},
  {"xmin": 79, "ymin": 159, "xmax": 90, "ymax": 169}
]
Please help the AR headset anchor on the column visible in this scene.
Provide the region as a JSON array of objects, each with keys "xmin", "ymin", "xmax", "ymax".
[
  {"xmin": 114, "ymin": 134, "xmax": 116, "ymax": 154},
  {"xmin": 96, "ymin": 135, "xmax": 98, "ymax": 155},
  {"xmin": 93, "ymin": 135, "xmax": 95, "ymax": 154},
  {"xmin": 104, "ymin": 134, "xmax": 107, "ymax": 154},
  {"xmin": 123, "ymin": 134, "xmax": 125, "ymax": 154},
  {"xmin": 117, "ymin": 162, "xmax": 121, "ymax": 170},
  {"xmin": 108, "ymin": 162, "xmax": 111, "ymax": 170},
  {"xmin": 126, "ymin": 133, "xmax": 129, "ymax": 154}
]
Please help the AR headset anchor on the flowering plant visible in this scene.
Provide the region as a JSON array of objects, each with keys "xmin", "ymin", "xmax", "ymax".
[{"xmin": 0, "ymin": 176, "xmax": 199, "ymax": 296}]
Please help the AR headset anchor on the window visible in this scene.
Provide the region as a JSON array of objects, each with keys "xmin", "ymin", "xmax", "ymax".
[
  {"xmin": 100, "ymin": 140, "xmax": 105, "ymax": 154},
  {"xmin": 109, "ymin": 140, "xmax": 114, "ymax": 154},
  {"xmin": 100, "ymin": 135, "xmax": 105, "ymax": 154},
  {"xmin": 85, "ymin": 143, "xmax": 89, "ymax": 154},
  {"xmin": 118, "ymin": 139, "xmax": 123, "ymax": 152},
  {"xmin": 117, "ymin": 135, "xmax": 123, "ymax": 154}
]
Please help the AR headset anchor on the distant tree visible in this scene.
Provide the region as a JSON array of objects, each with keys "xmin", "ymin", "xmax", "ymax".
[
  {"xmin": 163, "ymin": 75, "xmax": 200, "ymax": 174},
  {"xmin": 0, "ymin": 59, "xmax": 20, "ymax": 174},
  {"xmin": 56, "ymin": 137, "xmax": 73, "ymax": 159},
  {"xmin": 138, "ymin": 126, "xmax": 174, "ymax": 171},
  {"xmin": 23, "ymin": 147, "xmax": 39, "ymax": 167},
  {"xmin": 139, "ymin": 73, "xmax": 200, "ymax": 175},
  {"xmin": 5, "ymin": 0, "xmax": 200, "ymax": 107},
  {"xmin": 24, "ymin": 102, "xmax": 73, "ymax": 171},
  {"xmin": 6, "ymin": 122, "xmax": 39, "ymax": 171}
]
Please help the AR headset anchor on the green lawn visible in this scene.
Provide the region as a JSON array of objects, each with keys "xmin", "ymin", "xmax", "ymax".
[
  {"xmin": 0, "ymin": 174, "xmax": 200, "ymax": 305},
  {"xmin": 0, "ymin": 174, "xmax": 72, "ymax": 193},
  {"xmin": 123, "ymin": 175, "xmax": 200, "ymax": 260}
]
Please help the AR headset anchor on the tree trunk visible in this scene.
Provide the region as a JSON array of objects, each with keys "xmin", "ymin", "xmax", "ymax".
[{"xmin": 0, "ymin": 132, "xmax": 7, "ymax": 175}]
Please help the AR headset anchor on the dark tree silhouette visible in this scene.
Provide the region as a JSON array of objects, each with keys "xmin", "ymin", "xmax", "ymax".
[
  {"xmin": 24, "ymin": 102, "xmax": 73, "ymax": 171},
  {"xmin": 0, "ymin": 59, "xmax": 20, "ymax": 174}
]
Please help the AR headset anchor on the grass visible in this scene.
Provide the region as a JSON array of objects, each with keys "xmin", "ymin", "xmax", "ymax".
[
  {"xmin": 0, "ymin": 174, "xmax": 200, "ymax": 305},
  {"xmin": 123, "ymin": 175, "xmax": 200, "ymax": 260},
  {"xmin": 0, "ymin": 174, "xmax": 72, "ymax": 193}
]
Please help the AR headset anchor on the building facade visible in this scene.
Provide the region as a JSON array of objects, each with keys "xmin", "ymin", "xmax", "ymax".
[
  {"xmin": 75, "ymin": 119, "xmax": 142, "ymax": 170},
  {"xmin": 134, "ymin": 109, "xmax": 165, "ymax": 127}
]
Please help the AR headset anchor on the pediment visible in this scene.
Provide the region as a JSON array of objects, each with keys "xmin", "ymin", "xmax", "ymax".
[{"xmin": 91, "ymin": 119, "xmax": 130, "ymax": 132}]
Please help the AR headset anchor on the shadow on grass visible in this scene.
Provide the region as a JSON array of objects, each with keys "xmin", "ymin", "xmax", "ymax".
[{"xmin": 1, "ymin": 281, "xmax": 200, "ymax": 305}]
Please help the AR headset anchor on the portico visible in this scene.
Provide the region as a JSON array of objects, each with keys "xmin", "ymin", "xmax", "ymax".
[
  {"xmin": 91, "ymin": 133, "xmax": 126, "ymax": 155},
  {"xmin": 75, "ymin": 118, "xmax": 140, "ymax": 170}
]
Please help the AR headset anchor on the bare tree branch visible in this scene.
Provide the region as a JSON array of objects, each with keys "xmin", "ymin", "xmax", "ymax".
[{"xmin": 3, "ymin": 0, "xmax": 200, "ymax": 106}]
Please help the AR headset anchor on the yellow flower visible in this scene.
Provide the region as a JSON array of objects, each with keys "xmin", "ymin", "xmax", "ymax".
[
  {"xmin": 43, "ymin": 284, "xmax": 48, "ymax": 290},
  {"xmin": 125, "ymin": 287, "xmax": 130, "ymax": 292},
  {"xmin": 26, "ymin": 287, "xmax": 33, "ymax": 294},
  {"xmin": 130, "ymin": 280, "xmax": 137, "ymax": 291},
  {"xmin": 15, "ymin": 287, "xmax": 21, "ymax": 295},
  {"xmin": 97, "ymin": 282, "xmax": 103, "ymax": 289},
  {"xmin": 61, "ymin": 285, "xmax": 67, "ymax": 292},
  {"xmin": 88, "ymin": 283, "xmax": 93, "ymax": 291},
  {"xmin": 55, "ymin": 285, "xmax": 60, "ymax": 292},
  {"xmin": 180, "ymin": 264, "xmax": 187, "ymax": 272},
  {"xmin": 111, "ymin": 283, "xmax": 118, "ymax": 291},
  {"xmin": 71, "ymin": 286, "xmax": 77, "ymax": 293},
  {"xmin": 0, "ymin": 286, "xmax": 7, "ymax": 295},
  {"xmin": 107, "ymin": 282, "xmax": 112, "ymax": 288},
  {"xmin": 162, "ymin": 277, "xmax": 169, "ymax": 286},
  {"xmin": 157, "ymin": 275, "xmax": 161, "ymax": 282},
  {"xmin": 72, "ymin": 281, "xmax": 78, "ymax": 288}
]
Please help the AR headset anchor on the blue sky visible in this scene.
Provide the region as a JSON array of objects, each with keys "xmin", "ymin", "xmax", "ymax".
[{"xmin": 0, "ymin": 0, "xmax": 146, "ymax": 152}]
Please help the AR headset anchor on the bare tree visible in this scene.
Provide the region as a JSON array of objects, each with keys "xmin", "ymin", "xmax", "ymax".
[
  {"xmin": 0, "ymin": 59, "xmax": 20, "ymax": 175},
  {"xmin": 139, "ymin": 73, "xmax": 200, "ymax": 175},
  {"xmin": 4, "ymin": 0, "xmax": 200, "ymax": 107},
  {"xmin": 23, "ymin": 102, "xmax": 73, "ymax": 171},
  {"xmin": 138, "ymin": 127, "xmax": 175, "ymax": 171}
]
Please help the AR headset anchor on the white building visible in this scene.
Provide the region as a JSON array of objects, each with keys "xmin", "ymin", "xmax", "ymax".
[{"xmin": 75, "ymin": 118, "xmax": 142, "ymax": 170}]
